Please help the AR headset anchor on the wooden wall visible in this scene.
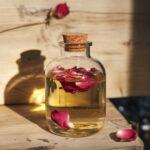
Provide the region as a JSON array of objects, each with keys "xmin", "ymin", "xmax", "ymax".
[{"xmin": 0, "ymin": 0, "xmax": 150, "ymax": 104}]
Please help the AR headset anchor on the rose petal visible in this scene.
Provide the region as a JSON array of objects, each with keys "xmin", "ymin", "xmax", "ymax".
[
  {"xmin": 67, "ymin": 67, "xmax": 77, "ymax": 75},
  {"xmin": 51, "ymin": 110, "xmax": 74, "ymax": 129},
  {"xmin": 52, "ymin": 65, "xmax": 64, "ymax": 73},
  {"xmin": 56, "ymin": 74, "xmax": 67, "ymax": 82},
  {"xmin": 53, "ymin": 66, "xmax": 99, "ymax": 93},
  {"xmin": 116, "ymin": 129, "xmax": 137, "ymax": 141},
  {"xmin": 90, "ymin": 68, "xmax": 97, "ymax": 73},
  {"xmin": 55, "ymin": 66, "xmax": 96, "ymax": 81},
  {"xmin": 65, "ymin": 67, "xmax": 83, "ymax": 79},
  {"xmin": 80, "ymin": 72, "xmax": 94, "ymax": 81},
  {"xmin": 57, "ymin": 74, "xmax": 80, "ymax": 82},
  {"xmin": 63, "ymin": 121, "xmax": 74, "ymax": 129},
  {"xmin": 60, "ymin": 80, "xmax": 97, "ymax": 93},
  {"xmin": 76, "ymin": 80, "xmax": 97, "ymax": 90},
  {"xmin": 60, "ymin": 81, "xmax": 79, "ymax": 93},
  {"xmin": 77, "ymin": 67, "xmax": 87, "ymax": 73}
]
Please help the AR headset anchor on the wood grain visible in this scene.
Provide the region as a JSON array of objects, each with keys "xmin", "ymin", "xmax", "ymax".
[
  {"xmin": 0, "ymin": 100, "xmax": 143, "ymax": 150},
  {"xmin": 0, "ymin": 0, "xmax": 150, "ymax": 104}
]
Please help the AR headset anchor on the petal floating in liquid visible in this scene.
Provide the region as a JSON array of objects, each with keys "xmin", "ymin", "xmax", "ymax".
[
  {"xmin": 76, "ymin": 80, "xmax": 97, "ymax": 90},
  {"xmin": 52, "ymin": 65, "xmax": 65, "ymax": 73},
  {"xmin": 60, "ymin": 81, "xmax": 79, "ymax": 93}
]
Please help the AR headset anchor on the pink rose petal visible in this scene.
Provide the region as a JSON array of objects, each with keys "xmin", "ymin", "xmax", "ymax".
[
  {"xmin": 116, "ymin": 129, "xmax": 137, "ymax": 141},
  {"xmin": 67, "ymin": 67, "xmax": 77, "ymax": 75},
  {"xmin": 56, "ymin": 67, "xmax": 81, "ymax": 81},
  {"xmin": 52, "ymin": 65, "xmax": 64, "ymax": 73},
  {"xmin": 60, "ymin": 81, "xmax": 79, "ymax": 93},
  {"xmin": 65, "ymin": 67, "xmax": 83, "ymax": 80},
  {"xmin": 63, "ymin": 121, "xmax": 74, "ymax": 129},
  {"xmin": 51, "ymin": 110, "xmax": 74, "ymax": 129},
  {"xmin": 77, "ymin": 67, "xmax": 87, "ymax": 73},
  {"xmin": 56, "ymin": 74, "xmax": 67, "ymax": 82},
  {"xmin": 76, "ymin": 80, "xmax": 97, "ymax": 89},
  {"xmin": 60, "ymin": 80, "xmax": 97, "ymax": 93},
  {"xmin": 80, "ymin": 72, "xmax": 94, "ymax": 81},
  {"xmin": 52, "ymin": 66, "xmax": 100, "ymax": 93},
  {"xmin": 90, "ymin": 68, "xmax": 97, "ymax": 73}
]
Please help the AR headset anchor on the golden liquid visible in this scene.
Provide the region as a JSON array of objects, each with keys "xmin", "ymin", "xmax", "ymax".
[{"xmin": 45, "ymin": 73, "xmax": 106, "ymax": 137}]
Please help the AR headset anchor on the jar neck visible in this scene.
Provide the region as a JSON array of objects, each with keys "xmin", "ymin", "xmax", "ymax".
[
  {"xmin": 59, "ymin": 41, "xmax": 92, "ymax": 58},
  {"xmin": 61, "ymin": 49, "xmax": 90, "ymax": 57}
]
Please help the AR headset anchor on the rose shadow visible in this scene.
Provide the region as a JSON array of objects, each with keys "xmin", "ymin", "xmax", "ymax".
[
  {"xmin": 109, "ymin": 132, "xmax": 129, "ymax": 142},
  {"xmin": 109, "ymin": 132, "xmax": 119, "ymax": 142},
  {"xmin": 109, "ymin": 132, "xmax": 121, "ymax": 142}
]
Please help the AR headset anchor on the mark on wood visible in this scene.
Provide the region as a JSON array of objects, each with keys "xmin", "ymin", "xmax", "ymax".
[
  {"xmin": 37, "ymin": 138, "xmax": 49, "ymax": 143},
  {"xmin": 26, "ymin": 146, "xmax": 55, "ymax": 150},
  {"xmin": 26, "ymin": 137, "xmax": 32, "ymax": 142}
]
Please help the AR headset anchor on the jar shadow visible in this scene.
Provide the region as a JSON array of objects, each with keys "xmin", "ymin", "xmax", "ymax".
[
  {"xmin": 4, "ymin": 49, "xmax": 45, "ymax": 104},
  {"xmin": 4, "ymin": 49, "xmax": 48, "ymax": 131}
]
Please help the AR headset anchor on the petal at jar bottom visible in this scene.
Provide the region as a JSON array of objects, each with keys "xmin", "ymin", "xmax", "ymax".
[{"xmin": 51, "ymin": 110, "xmax": 74, "ymax": 129}]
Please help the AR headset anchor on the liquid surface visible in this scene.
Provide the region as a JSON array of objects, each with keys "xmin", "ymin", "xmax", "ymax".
[{"xmin": 45, "ymin": 66, "xmax": 106, "ymax": 137}]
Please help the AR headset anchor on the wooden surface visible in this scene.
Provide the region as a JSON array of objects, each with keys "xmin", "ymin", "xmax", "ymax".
[
  {"xmin": 0, "ymin": 100, "xmax": 143, "ymax": 150},
  {"xmin": 0, "ymin": 0, "xmax": 150, "ymax": 104}
]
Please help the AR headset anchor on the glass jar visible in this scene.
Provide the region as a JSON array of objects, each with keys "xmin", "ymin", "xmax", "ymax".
[{"xmin": 45, "ymin": 34, "xmax": 106, "ymax": 137}]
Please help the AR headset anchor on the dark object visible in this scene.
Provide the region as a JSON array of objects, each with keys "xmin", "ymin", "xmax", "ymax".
[{"xmin": 111, "ymin": 96, "xmax": 150, "ymax": 150}]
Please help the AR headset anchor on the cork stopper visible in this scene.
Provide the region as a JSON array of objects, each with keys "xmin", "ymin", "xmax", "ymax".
[{"xmin": 63, "ymin": 33, "xmax": 88, "ymax": 51}]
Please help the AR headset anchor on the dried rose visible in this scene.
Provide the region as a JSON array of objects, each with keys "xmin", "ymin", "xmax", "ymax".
[
  {"xmin": 51, "ymin": 110, "xmax": 74, "ymax": 129},
  {"xmin": 116, "ymin": 129, "xmax": 137, "ymax": 141},
  {"xmin": 53, "ymin": 3, "xmax": 69, "ymax": 19}
]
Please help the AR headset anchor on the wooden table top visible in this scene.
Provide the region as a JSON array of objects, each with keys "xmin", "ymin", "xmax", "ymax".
[{"xmin": 0, "ymin": 100, "xmax": 143, "ymax": 150}]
